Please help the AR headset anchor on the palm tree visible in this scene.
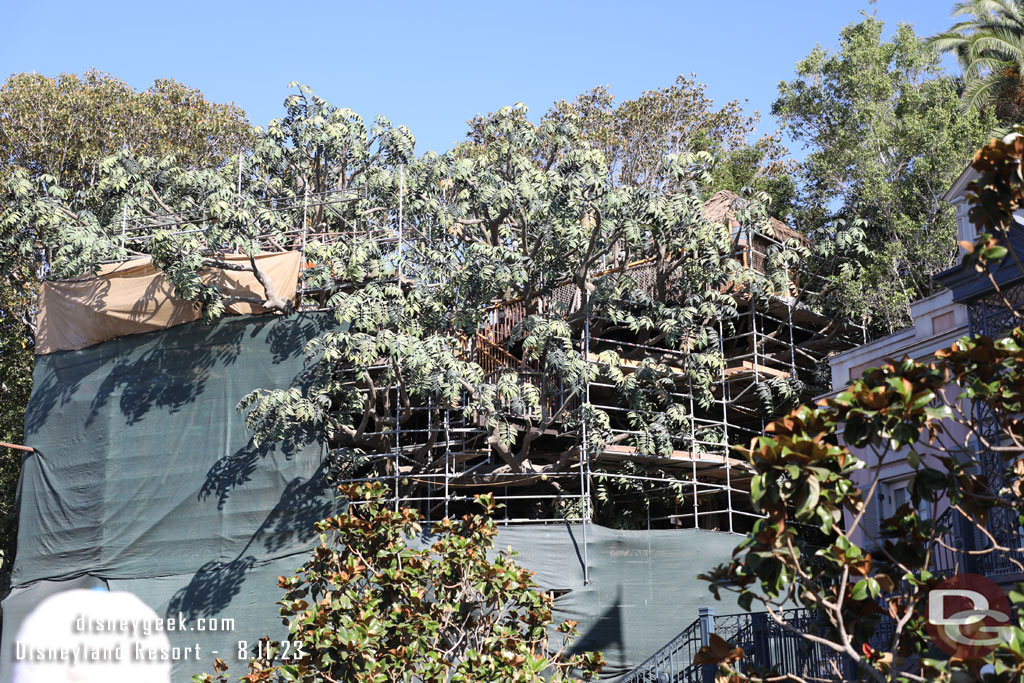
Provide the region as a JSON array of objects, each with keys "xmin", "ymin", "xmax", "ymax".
[{"xmin": 930, "ymin": 0, "xmax": 1024, "ymax": 120}]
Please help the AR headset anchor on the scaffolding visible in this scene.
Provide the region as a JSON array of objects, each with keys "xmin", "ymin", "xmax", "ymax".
[{"xmin": 43, "ymin": 184, "xmax": 860, "ymax": 537}]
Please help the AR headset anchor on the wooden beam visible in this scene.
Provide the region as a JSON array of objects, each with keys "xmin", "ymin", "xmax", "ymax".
[
  {"xmin": 0, "ymin": 441, "xmax": 33, "ymax": 453},
  {"xmin": 723, "ymin": 360, "xmax": 790, "ymax": 380}
]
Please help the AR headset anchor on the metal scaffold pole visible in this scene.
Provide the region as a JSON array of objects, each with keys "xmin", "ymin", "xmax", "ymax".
[
  {"xmin": 752, "ymin": 302, "xmax": 764, "ymax": 435},
  {"xmin": 444, "ymin": 408, "xmax": 450, "ymax": 519},
  {"xmin": 395, "ymin": 166, "xmax": 404, "ymax": 512},
  {"xmin": 299, "ymin": 187, "xmax": 310, "ymax": 304},
  {"xmin": 301, "ymin": 189, "xmax": 309, "ymax": 254},
  {"xmin": 688, "ymin": 373, "xmax": 698, "ymax": 529},
  {"xmin": 581, "ymin": 288, "xmax": 591, "ymax": 585},
  {"xmin": 720, "ymin": 319, "xmax": 732, "ymax": 533},
  {"xmin": 787, "ymin": 300, "xmax": 797, "ymax": 378}
]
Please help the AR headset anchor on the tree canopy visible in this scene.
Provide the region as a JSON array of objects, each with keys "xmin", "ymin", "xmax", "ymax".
[
  {"xmin": 547, "ymin": 76, "xmax": 797, "ymax": 216},
  {"xmin": 774, "ymin": 15, "xmax": 994, "ymax": 335},
  {"xmin": 0, "ymin": 70, "xmax": 252, "ymax": 185},
  {"xmin": 3, "ymin": 83, "xmax": 814, "ymax": 528}
]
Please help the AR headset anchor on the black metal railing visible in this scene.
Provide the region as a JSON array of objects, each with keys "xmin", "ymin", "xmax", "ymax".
[
  {"xmin": 930, "ymin": 504, "xmax": 1024, "ymax": 578},
  {"xmin": 620, "ymin": 608, "xmax": 855, "ymax": 683},
  {"xmin": 722, "ymin": 610, "xmax": 853, "ymax": 681},
  {"xmin": 618, "ymin": 611, "xmax": 705, "ymax": 683}
]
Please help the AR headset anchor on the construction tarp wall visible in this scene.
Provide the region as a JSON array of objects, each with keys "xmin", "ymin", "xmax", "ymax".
[{"xmin": 2, "ymin": 313, "xmax": 742, "ymax": 682}]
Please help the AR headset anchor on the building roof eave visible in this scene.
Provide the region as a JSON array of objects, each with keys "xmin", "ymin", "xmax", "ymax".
[
  {"xmin": 934, "ymin": 228, "xmax": 1024, "ymax": 303},
  {"xmin": 942, "ymin": 165, "xmax": 976, "ymax": 204}
]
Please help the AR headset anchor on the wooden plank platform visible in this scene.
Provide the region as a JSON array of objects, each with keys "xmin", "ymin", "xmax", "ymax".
[
  {"xmin": 598, "ymin": 444, "xmax": 750, "ymax": 473},
  {"xmin": 722, "ymin": 360, "xmax": 790, "ymax": 380},
  {"xmin": 586, "ymin": 353, "xmax": 790, "ymax": 384}
]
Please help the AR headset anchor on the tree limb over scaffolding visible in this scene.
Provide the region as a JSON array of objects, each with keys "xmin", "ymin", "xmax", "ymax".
[{"xmin": 8, "ymin": 87, "xmax": 861, "ymax": 534}]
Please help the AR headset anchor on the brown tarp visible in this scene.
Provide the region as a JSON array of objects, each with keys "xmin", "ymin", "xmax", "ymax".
[{"xmin": 35, "ymin": 252, "xmax": 302, "ymax": 355}]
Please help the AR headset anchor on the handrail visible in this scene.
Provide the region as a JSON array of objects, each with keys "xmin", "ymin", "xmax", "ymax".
[
  {"xmin": 618, "ymin": 615, "xmax": 703, "ymax": 683},
  {"xmin": 621, "ymin": 609, "xmax": 855, "ymax": 683}
]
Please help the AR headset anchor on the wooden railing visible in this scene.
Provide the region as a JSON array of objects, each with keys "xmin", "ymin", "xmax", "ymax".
[
  {"xmin": 481, "ymin": 258, "xmax": 659, "ymax": 345},
  {"xmin": 474, "ymin": 334, "xmax": 527, "ymax": 377}
]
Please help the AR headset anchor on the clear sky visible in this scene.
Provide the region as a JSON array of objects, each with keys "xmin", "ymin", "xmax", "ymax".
[{"xmin": 1, "ymin": 1, "xmax": 962, "ymax": 156}]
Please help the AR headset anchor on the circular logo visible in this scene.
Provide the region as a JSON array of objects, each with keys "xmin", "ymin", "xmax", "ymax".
[{"xmin": 926, "ymin": 573, "xmax": 1011, "ymax": 659}]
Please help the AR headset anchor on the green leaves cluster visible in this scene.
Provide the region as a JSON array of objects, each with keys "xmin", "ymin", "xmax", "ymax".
[
  {"xmin": 0, "ymin": 70, "xmax": 251, "ymax": 184},
  {"xmin": 775, "ymin": 15, "xmax": 995, "ymax": 335},
  {"xmin": 699, "ymin": 330, "xmax": 1024, "ymax": 682},
  {"xmin": 546, "ymin": 76, "xmax": 797, "ymax": 214},
  {"xmin": 224, "ymin": 95, "xmax": 802, "ymax": 483},
  {"xmin": 193, "ymin": 483, "xmax": 603, "ymax": 683}
]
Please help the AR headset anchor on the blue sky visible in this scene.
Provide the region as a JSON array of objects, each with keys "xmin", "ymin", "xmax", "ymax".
[{"xmin": 2, "ymin": 1, "xmax": 961, "ymax": 155}]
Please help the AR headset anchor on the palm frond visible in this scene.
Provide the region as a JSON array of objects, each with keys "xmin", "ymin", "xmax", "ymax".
[
  {"xmin": 970, "ymin": 27, "xmax": 1024, "ymax": 65},
  {"xmin": 962, "ymin": 70, "xmax": 1014, "ymax": 110},
  {"xmin": 987, "ymin": 0, "xmax": 1024, "ymax": 23},
  {"xmin": 929, "ymin": 31, "xmax": 977, "ymax": 72},
  {"xmin": 929, "ymin": 30, "xmax": 972, "ymax": 51},
  {"xmin": 966, "ymin": 54, "xmax": 1019, "ymax": 70},
  {"xmin": 958, "ymin": 0, "xmax": 1024, "ymax": 22}
]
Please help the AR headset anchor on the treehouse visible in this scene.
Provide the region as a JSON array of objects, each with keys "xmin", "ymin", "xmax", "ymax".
[{"xmin": 334, "ymin": 190, "xmax": 857, "ymax": 533}]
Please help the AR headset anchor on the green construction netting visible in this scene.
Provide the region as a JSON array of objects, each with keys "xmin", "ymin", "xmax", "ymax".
[{"xmin": 2, "ymin": 314, "xmax": 743, "ymax": 682}]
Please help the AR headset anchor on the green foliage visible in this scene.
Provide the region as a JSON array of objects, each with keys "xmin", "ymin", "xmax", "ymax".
[
  {"xmin": 546, "ymin": 76, "xmax": 797, "ymax": 215},
  {"xmin": 775, "ymin": 15, "xmax": 995, "ymax": 334},
  {"xmin": 0, "ymin": 70, "xmax": 251, "ymax": 184},
  {"xmin": 224, "ymin": 97, "xmax": 802, "ymax": 489},
  {"xmin": 592, "ymin": 461, "xmax": 686, "ymax": 529},
  {"xmin": 1, "ymin": 84, "xmax": 416, "ymax": 319},
  {"xmin": 754, "ymin": 376, "xmax": 804, "ymax": 420},
  {"xmin": 192, "ymin": 483, "xmax": 604, "ymax": 683},
  {"xmin": 2, "ymin": 80, "xmax": 808, "ymax": 503},
  {"xmin": 930, "ymin": 0, "xmax": 1024, "ymax": 122}
]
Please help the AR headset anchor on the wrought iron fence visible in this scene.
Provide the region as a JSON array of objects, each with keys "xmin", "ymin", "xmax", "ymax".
[
  {"xmin": 722, "ymin": 610, "xmax": 854, "ymax": 681},
  {"xmin": 964, "ymin": 293, "xmax": 1024, "ymax": 576},
  {"xmin": 620, "ymin": 608, "xmax": 856, "ymax": 683},
  {"xmin": 617, "ymin": 610, "xmax": 705, "ymax": 683},
  {"xmin": 930, "ymin": 497, "xmax": 1024, "ymax": 578}
]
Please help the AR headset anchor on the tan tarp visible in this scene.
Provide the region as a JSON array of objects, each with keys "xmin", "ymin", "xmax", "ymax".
[{"xmin": 36, "ymin": 252, "xmax": 302, "ymax": 355}]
